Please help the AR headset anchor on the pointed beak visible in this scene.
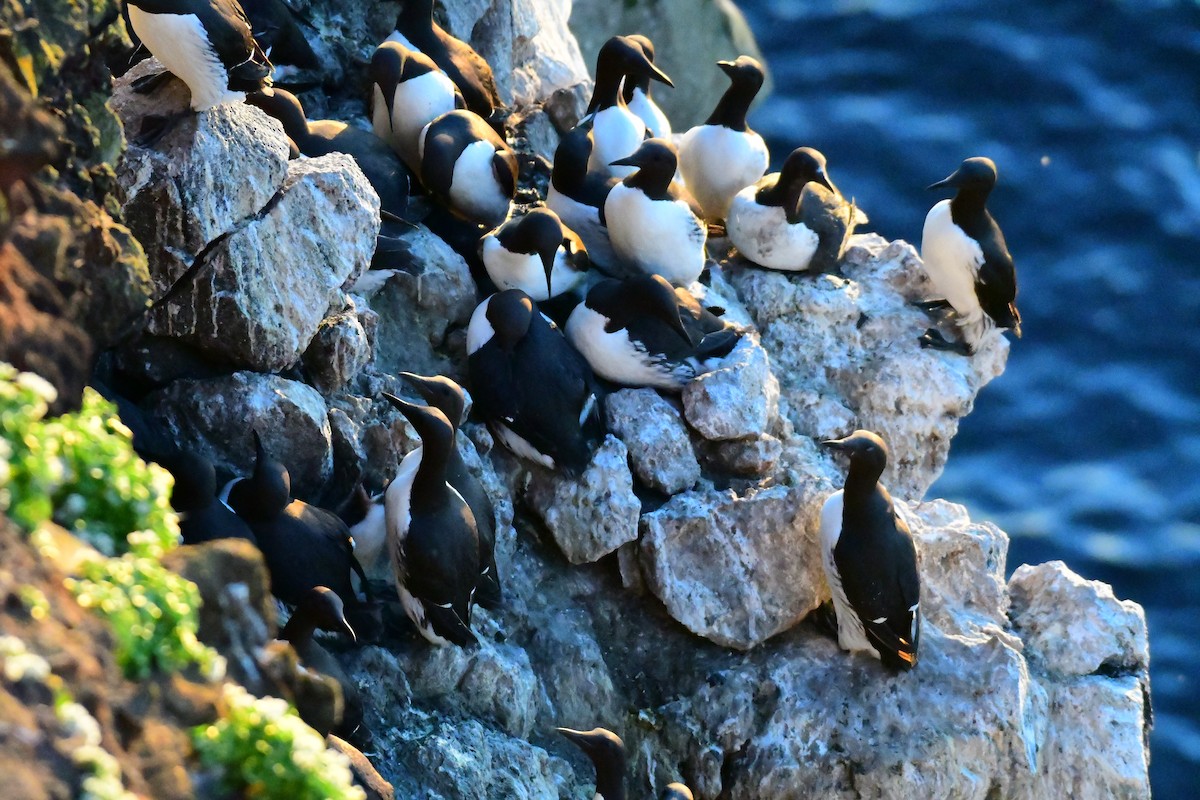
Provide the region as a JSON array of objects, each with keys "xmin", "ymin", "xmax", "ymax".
[
  {"xmin": 717, "ymin": 60, "xmax": 736, "ymax": 75},
  {"xmin": 381, "ymin": 391, "xmax": 416, "ymax": 418},
  {"xmin": 814, "ymin": 168, "xmax": 836, "ymax": 194},
  {"xmin": 252, "ymin": 429, "xmax": 267, "ymax": 463},
  {"xmin": 927, "ymin": 170, "xmax": 962, "ymax": 191},
  {"xmin": 398, "ymin": 372, "xmax": 434, "ymax": 404},
  {"xmin": 555, "ymin": 727, "xmax": 592, "ymax": 750},
  {"xmin": 338, "ymin": 616, "xmax": 357, "ymax": 643},
  {"xmin": 821, "ymin": 438, "xmax": 848, "ymax": 452},
  {"xmin": 609, "ymin": 154, "xmax": 641, "ymax": 169},
  {"xmin": 539, "ymin": 248, "xmax": 557, "ymax": 298},
  {"xmin": 644, "ymin": 59, "xmax": 674, "ymax": 87}
]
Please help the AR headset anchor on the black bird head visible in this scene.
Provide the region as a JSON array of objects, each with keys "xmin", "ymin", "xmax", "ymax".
[
  {"xmin": 589, "ymin": 35, "xmax": 673, "ymax": 114},
  {"xmin": 610, "ymin": 137, "xmax": 678, "ymax": 193},
  {"xmin": 821, "ymin": 429, "xmax": 889, "ymax": 479},
  {"xmin": 161, "ymin": 449, "xmax": 217, "ymax": 514},
  {"xmin": 927, "ymin": 156, "xmax": 998, "ymax": 193},
  {"xmin": 484, "ymin": 289, "xmax": 536, "ymax": 352},
  {"xmin": 716, "ymin": 55, "xmax": 765, "ymax": 93},
  {"xmin": 661, "ymin": 783, "xmax": 695, "ymax": 800},
  {"xmin": 245, "ymin": 87, "xmax": 309, "ymax": 142},
  {"xmin": 780, "ymin": 146, "xmax": 835, "ymax": 196},
  {"xmin": 369, "ymin": 42, "xmax": 408, "ymax": 112},
  {"xmin": 623, "ymin": 34, "xmax": 658, "ymax": 98},
  {"xmin": 626, "ymin": 274, "xmax": 693, "ymax": 346},
  {"xmin": 229, "ymin": 429, "xmax": 291, "ymax": 521},
  {"xmin": 398, "ymin": 372, "xmax": 467, "ymax": 430},
  {"xmin": 382, "ymin": 393, "xmax": 455, "ymax": 454},
  {"xmin": 287, "ymin": 586, "xmax": 357, "ymax": 643},
  {"xmin": 397, "ymin": 0, "xmax": 435, "ymax": 28},
  {"xmin": 494, "ymin": 208, "xmax": 566, "ymax": 297},
  {"xmin": 557, "ymin": 727, "xmax": 627, "ymax": 799}
]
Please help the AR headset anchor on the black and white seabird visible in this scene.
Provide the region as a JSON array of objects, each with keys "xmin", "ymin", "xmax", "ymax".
[
  {"xmin": 278, "ymin": 586, "xmax": 362, "ymax": 739},
  {"xmin": 335, "ymin": 482, "xmax": 388, "ymax": 575},
  {"xmin": 467, "ymin": 290, "xmax": 603, "ymax": 475},
  {"xmin": 727, "ymin": 146, "xmax": 857, "ymax": 272},
  {"xmin": 126, "ymin": 0, "xmax": 272, "ymax": 112},
  {"xmin": 677, "ymin": 55, "xmax": 769, "ymax": 221},
  {"xmin": 480, "ymin": 207, "xmax": 588, "ymax": 301},
  {"xmin": 567, "ymin": 274, "xmax": 728, "ymax": 392},
  {"xmin": 380, "ymin": 394, "xmax": 480, "ymax": 647},
  {"xmin": 919, "ymin": 156, "xmax": 1022, "ymax": 355},
  {"xmin": 418, "ymin": 109, "xmax": 517, "ymax": 227},
  {"xmin": 225, "ymin": 432, "xmax": 369, "ymax": 611},
  {"xmin": 604, "ymin": 138, "xmax": 707, "ymax": 286},
  {"xmin": 395, "ymin": 372, "xmax": 502, "ymax": 611},
  {"xmin": 580, "ymin": 35, "xmax": 674, "ymax": 179},
  {"xmin": 385, "ymin": 0, "xmax": 502, "ymax": 122},
  {"xmin": 623, "ymin": 34, "xmax": 672, "ymax": 139},
  {"xmin": 238, "ymin": 0, "xmax": 320, "ymax": 72},
  {"xmin": 673, "ymin": 284, "xmax": 743, "ymax": 360},
  {"xmin": 546, "ymin": 125, "xmax": 621, "ymax": 272},
  {"xmin": 370, "ymin": 41, "xmax": 464, "ymax": 171},
  {"xmin": 245, "ymin": 87, "xmax": 411, "ymax": 221},
  {"xmin": 819, "ymin": 430, "xmax": 921, "ymax": 671},
  {"xmin": 558, "ymin": 727, "xmax": 627, "ymax": 800},
  {"xmin": 161, "ymin": 449, "xmax": 257, "ymax": 546}
]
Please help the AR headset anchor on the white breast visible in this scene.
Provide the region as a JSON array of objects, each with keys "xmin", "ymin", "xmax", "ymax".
[
  {"xmin": 127, "ymin": 8, "xmax": 241, "ymax": 111},
  {"xmin": 604, "ymin": 184, "xmax": 706, "ymax": 285},
  {"xmin": 480, "ymin": 237, "xmax": 584, "ymax": 301},
  {"xmin": 466, "ymin": 295, "xmax": 495, "ymax": 355},
  {"xmin": 727, "ymin": 186, "xmax": 820, "ymax": 271},
  {"xmin": 587, "ymin": 106, "xmax": 646, "ymax": 178},
  {"xmin": 566, "ymin": 304, "xmax": 695, "ymax": 391},
  {"xmin": 818, "ymin": 491, "xmax": 875, "ymax": 656},
  {"xmin": 921, "ymin": 199, "xmax": 988, "ymax": 345},
  {"xmin": 389, "ymin": 72, "xmax": 460, "ymax": 168},
  {"xmin": 677, "ymin": 125, "xmax": 769, "ymax": 220},
  {"xmin": 449, "ymin": 140, "xmax": 512, "ymax": 227},
  {"xmin": 628, "ymin": 88, "xmax": 672, "ymax": 139},
  {"xmin": 547, "ymin": 185, "xmax": 617, "ymax": 270},
  {"xmin": 349, "ymin": 501, "xmax": 388, "ymax": 572}
]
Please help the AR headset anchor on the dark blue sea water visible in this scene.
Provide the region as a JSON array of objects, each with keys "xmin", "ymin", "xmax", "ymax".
[{"xmin": 738, "ymin": 0, "xmax": 1200, "ymax": 795}]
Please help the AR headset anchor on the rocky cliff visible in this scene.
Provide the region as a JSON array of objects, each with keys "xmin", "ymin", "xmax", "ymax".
[{"xmin": 0, "ymin": 1, "xmax": 1151, "ymax": 799}]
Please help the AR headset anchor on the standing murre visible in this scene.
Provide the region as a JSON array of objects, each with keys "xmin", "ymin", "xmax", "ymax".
[
  {"xmin": 480, "ymin": 207, "xmax": 589, "ymax": 301},
  {"xmin": 370, "ymin": 41, "xmax": 464, "ymax": 171},
  {"xmin": 385, "ymin": 0, "xmax": 502, "ymax": 123},
  {"xmin": 677, "ymin": 55, "xmax": 769, "ymax": 221},
  {"xmin": 547, "ymin": 125, "xmax": 621, "ymax": 272},
  {"xmin": 278, "ymin": 586, "xmax": 362, "ymax": 739},
  {"xmin": 418, "ymin": 109, "xmax": 517, "ymax": 227},
  {"xmin": 819, "ymin": 430, "xmax": 921, "ymax": 671},
  {"xmin": 623, "ymin": 34, "xmax": 672, "ymax": 138},
  {"xmin": 557, "ymin": 727, "xmax": 627, "ymax": 800},
  {"xmin": 727, "ymin": 146, "xmax": 858, "ymax": 272},
  {"xmin": 125, "ymin": 0, "xmax": 272, "ymax": 141},
  {"xmin": 579, "ymin": 35, "xmax": 674, "ymax": 179},
  {"xmin": 467, "ymin": 290, "xmax": 604, "ymax": 475},
  {"xmin": 919, "ymin": 156, "xmax": 1021, "ymax": 355},
  {"xmin": 567, "ymin": 274, "xmax": 727, "ymax": 392},
  {"xmin": 380, "ymin": 393, "xmax": 480, "ymax": 647},
  {"xmin": 395, "ymin": 372, "xmax": 502, "ymax": 611},
  {"xmin": 604, "ymin": 138, "xmax": 707, "ymax": 286}
]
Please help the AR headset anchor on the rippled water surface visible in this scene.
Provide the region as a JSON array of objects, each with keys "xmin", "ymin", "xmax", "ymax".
[{"xmin": 737, "ymin": 0, "xmax": 1200, "ymax": 794}]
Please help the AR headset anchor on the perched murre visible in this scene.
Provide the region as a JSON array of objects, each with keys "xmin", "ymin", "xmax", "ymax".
[
  {"xmin": 335, "ymin": 482, "xmax": 387, "ymax": 575},
  {"xmin": 238, "ymin": 0, "xmax": 320, "ymax": 72},
  {"xmin": 580, "ymin": 35, "xmax": 674, "ymax": 179},
  {"xmin": 161, "ymin": 449, "xmax": 257, "ymax": 546},
  {"xmin": 677, "ymin": 56, "xmax": 769, "ymax": 221},
  {"xmin": 418, "ymin": 109, "xmax": 517, "ymax": 227},
  {"xmin": 819, "ymin": 430, "xmax": 921, "ymax": 671},
  {"xmin": 278, "ymin": 586, "xmax": 362, "ymax": 739},
  {"xmin": 673, "ymin": 284, "xmax": 743, "ymax": 361},
  {"xmin": 395, "ymin": 372, "xmax": 502, "ymax": 611},
  {"xmin": 557, "ymin": 727, "xmax": 627, "ymax": 800},
  {"xmin": 547, "ymin": 125, "xmax": 621, "ymax": 272},
  {"xmin": 225, "ymin": 432, "xmax": 368, "ymax": 610},
  {"xmin": 480, "ymin": 207, "xmax": 588, "ymax": 301},
  {"xmin": 727, "ymin": 146, "xmax": 845, "ymax": 272},
  {"xmin": 380, "ymin": 394, "xmax": 480, "ymax": 647},
  {"xmin": 623, "ymin": 34, "xmax": 672, "ymax": 139},
  {"xmin": 919, "ymin": 156, "xmax": 1021, "ymax": 355},
  {"xmin": 567, "ymin": 274, "xmax": 729, "ymax": 392},
  {"xmin": 245, "ymin": 87, "xmax": 411, "ymax": 221},
  {"xmin": 604, "ymin": 138, "xmax": 707, "ymax": 286},
  {"xmin": 467, "ymin": 290, "xmax": 603, "ymax": 475},
  {"xmin": 370, "ymin": 41, "xmax": 464, "ymax": 171},
  {"xmin": 385, "ymin": 0, "xmax": 502, "ymax": 123}
]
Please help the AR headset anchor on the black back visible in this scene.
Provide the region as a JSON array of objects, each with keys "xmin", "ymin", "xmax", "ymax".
[
  {"xmin": 250, "ymin": 500, "xmax": 364, "ymax": 608},
  {"xmin": 131, "ymin": 0, "xmax": 273, "ymax": 91},
  {"xmin": 586, "ymin": 275, "xmax": 695, "ymax": 363},
  {"xmin": 239, "ymin": 0, "xmax": 319, "ymax": 70},
  {"xmin": 419, "ymin": 109, "xmax": 516, "ymax": 211},
  {"xmin": 551, "ymin": 125, "xmax": 618, "ymax": 209},
  {"xmin": 704, "ymin": 56, "xmax": 764, "ymax": 131},
  {"xmin": 674, "ymin": 286, "xmax": 742, "ymax": 359},
  {"xmin": 226, "ymin": 431, "xmax": 290, "ymax": 522},
  {"xmin": 393, "ymin": 0, "xmax": 501, "ymax": 119}
]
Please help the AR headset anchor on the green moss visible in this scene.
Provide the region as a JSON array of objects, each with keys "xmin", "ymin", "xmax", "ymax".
[{"xmin": 193, "ymin": 684, "xmax": 366, "ymax": 800}]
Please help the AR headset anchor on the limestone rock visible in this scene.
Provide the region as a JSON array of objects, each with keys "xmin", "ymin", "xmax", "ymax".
[
  {"xmin": 304, "ymin": 306, "xmax": 373, "ymax": 394},
  {"xmin": 639, "ymin": 481, "xmax": 828, "ymax": 650},
  {"xmin": 1008, "ymin": 561, "xmax": 1150, "ymax": 678},
  {"xmin": 700, "ymin": 433, "xmax": 782, "ymax": 476},
  {"xmin": 725, "ymin": 234, "xmax": 1008, "ymax": 499},
  {"xmin": 525, "ymin": 435, "xmax": 640, "ymax": 564},
  {"xmin": 605, "ymin": 388, "xmax": 701, "ymax": 495},
  {"xmin": 682, "ymin": 334, "xmax": 779, "ymax": 442},
  {"xmin": 144, "ymin": 371, "xmax": 333, "ymax": 500}
]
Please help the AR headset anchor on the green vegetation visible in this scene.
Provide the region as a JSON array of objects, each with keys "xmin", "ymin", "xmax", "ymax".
[{"xmin": 193, "ymin": 684, "xmax": 367, "ymax": 800}]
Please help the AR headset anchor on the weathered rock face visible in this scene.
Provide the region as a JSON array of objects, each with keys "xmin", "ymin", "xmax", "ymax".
[
  {"xmin": 682, "ymin": 334, "xmax": 779, "ymax": 442},
  {"xmin": 605, "ymin": 388, "xmax": 701, "ymax": 495}
]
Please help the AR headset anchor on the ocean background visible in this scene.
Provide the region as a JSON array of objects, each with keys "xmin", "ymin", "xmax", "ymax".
[{"xmin": 735, "ymin": 0, "xmax": 1200, "ymax": 795}]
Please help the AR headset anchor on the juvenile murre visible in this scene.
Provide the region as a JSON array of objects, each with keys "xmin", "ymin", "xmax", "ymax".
[
  {"xmin": 480, "ymin": 207, "xmax": 588, "ymax": 301},
  {"xmin": 919, "ymin": 156, "xmax": 1021, "ymax": 355},
  {"xmin": 604, "ymin": 138, "xmax": 707, "ymax": 286},
  {"xmin": 677, "ymin": 56, "xmax": 769, "ymax": 221},
  {"xmin": 819, "ymin": 430, "xmax": 921, "ymax": 671},
  {"xmin": 370, "ymin": 41, "xmax": 464, "ymax": 171},
  {"xmin": 466, "ymin": 290, "xmax": 603, "ymax": 475}
]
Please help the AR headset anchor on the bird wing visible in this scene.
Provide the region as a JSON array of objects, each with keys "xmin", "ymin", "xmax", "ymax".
[
  {"xmin": 402, "ymin": 506, "xmax": 480, "ymax": 645},
  {"xmin": 492, "ymin": 147, "xmax": 519, "ymax": 203},
  {"xmin": 974, "ymin": 217, "xmax": 1020, "ymax": 329},
  {"xmin": 204, "ymin": 0, "xmax": 274, "ymax": 88}
]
